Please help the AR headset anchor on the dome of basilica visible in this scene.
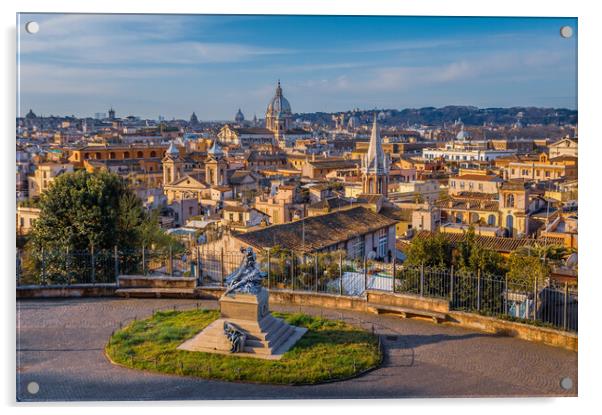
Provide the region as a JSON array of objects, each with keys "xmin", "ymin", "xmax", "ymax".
[{"xmin": 267, "ymin": 80, "xmax": 292, "ymax": 115}]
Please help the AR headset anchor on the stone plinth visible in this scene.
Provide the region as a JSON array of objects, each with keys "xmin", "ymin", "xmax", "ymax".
[
  {"xmin": 178, "ymin": 287, "xmax": 306, "ymax": 360},
  {"xmin": 219, "ymin": 289, "xmax": 269, "ymax": 322}
]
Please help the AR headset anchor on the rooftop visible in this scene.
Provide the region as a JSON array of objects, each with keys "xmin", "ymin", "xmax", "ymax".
[
  {"xmin": 412, "ymin": 230, "xmax": 565, "ymax": 254},
  {"xmin": 235, "ymin": 206, "xmax": 398, "ymax": 254}
]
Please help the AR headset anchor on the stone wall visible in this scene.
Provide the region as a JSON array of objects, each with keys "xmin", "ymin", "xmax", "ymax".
[
  {"xmin": 17, "ymin": 284, "xmax": 117, "ymax": 298},
  {"xmin": 366, "ymin": 290, "xmax": 450, "ymax": 313}
]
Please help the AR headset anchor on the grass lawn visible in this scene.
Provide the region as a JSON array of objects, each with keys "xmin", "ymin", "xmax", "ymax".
[{"xmin": 105, "ymin": 309, "xmax": 381, "ymax": 385}]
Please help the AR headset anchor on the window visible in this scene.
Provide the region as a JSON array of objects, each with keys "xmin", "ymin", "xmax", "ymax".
[
  {"xmin": 354, "ymin": 237, "xmax": 365, "ymax": 259},
  {"xmin": 506, "ymin": 194, "xmax": 515, "ymax": 208},
  {"xmin": 95, "ymin": 152, "xmax": 101, "ymax": 159},
  {"xmin": 150, "ymin": 151, "xmax": 156, "ymax": 157},
  {"xmin": 478, "ymin": 183, "xmax": 483, "ymax": 191},
  {"xmin": 545, "ymin": 171, "xmax": 550, "ymax": 177},
  {"xmin": 137, "ymin": 151, "xmax": 143, "ymax": 158},
  {"xmin": 487, "ymin": 214, "xmax": 496, "ymax": 226},
  {"xmin": 375, "ymin": 228, "xmax": 388, "ymax": 258}
]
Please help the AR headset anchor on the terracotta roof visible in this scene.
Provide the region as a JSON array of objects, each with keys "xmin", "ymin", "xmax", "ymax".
[
  {"xmin": 412, "ymin": 230, "xmax": 563, "ymax": 254},
  {"xmin": 380, "ymin": 205, "xmax": 413, "ymax": 222},
  {"xmin": 307, "ymin": 196, "xmax": 353, "ymax": 211},
  {"xmin": 435, "ymin": 197, "xmax": 499, "ymax": 212},
  {"xmin": 455, "ymin": 192, "xmax": 498, "ymax": 199},
  {"xmin": 454, "ymin": 174, "xmax": 501, "ymax": 182},
  {"xmin": 235, "ymin": 206, "xmax": 398, "ymax": 254},
  {"xmin": 231, "ymin": 127, "xmax": 274, "ymax": 135},
  {"xmin": 306, "ymin": 159, "xmax": 359, "ymax": 169}
]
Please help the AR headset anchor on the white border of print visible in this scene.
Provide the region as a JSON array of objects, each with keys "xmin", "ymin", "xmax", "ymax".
[{"xmin": 1, "ymin": 1, "xmax": 599, "ymax": 414}]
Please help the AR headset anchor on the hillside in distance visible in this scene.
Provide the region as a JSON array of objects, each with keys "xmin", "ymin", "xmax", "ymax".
[{"xmin": 295, "ymin": 106, "xmax": 577, "ymax": 127}]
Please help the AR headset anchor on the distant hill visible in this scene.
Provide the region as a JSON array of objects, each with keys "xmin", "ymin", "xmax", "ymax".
[{"xmin": 294, "ymin": 106, "xmax": 577, "ymax": 127}]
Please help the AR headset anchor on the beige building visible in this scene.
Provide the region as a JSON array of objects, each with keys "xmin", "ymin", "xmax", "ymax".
[
  {"xmin": 549, "ymin": 137, "xmax": 578, "ymax": 158},
  {"xmin": 28, "ymin": 162, "xmax": 74, "ymax": 197},
  {"xmin": 390, "ymin": 179, "xmax": 441, "ymax": 203},
  {"xmin": 505, "ymin": 153, "xmax": 577, "ymax": 182},
  {"xmin": 254, "ymin": 185, "xmax": 304, "ymax": 225},
  {"xmin": 221, "ymin": 205, "xmax": 270, "ymax": 233},
  {"xmin": 301, "ymin": 159, "xmax": 359, "ymax": 179},
  {"xmin": 448, "ymin": 169, "xmax": 503, "ymax": 195},
  {"xmin": 17, "ymin": 205, "xmax": 41, "ymax": 235}
]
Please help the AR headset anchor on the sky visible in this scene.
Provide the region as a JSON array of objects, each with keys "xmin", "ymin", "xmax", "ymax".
[{"xmin": 17, "ymin": 14, "xmax": 577, "ymax": 121}]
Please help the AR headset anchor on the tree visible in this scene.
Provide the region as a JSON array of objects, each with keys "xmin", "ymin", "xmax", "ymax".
[
  {"xmin": 22, "ymin": 170, "xmax": 177, "ymax": 284},
  {"xmin": 29, "ymin": 170, "xmax": 144, "ymax": 252},
  {"xmin": 507, "ymin": 251, "xmax": 550, "ymax": 290},
  {"xmin": 404, "ymin": 232, "xmax": 453, "ymax": 268},
  {"xmin": 455, "ymin": 227, "xmax": 505, "ymax": 275}
]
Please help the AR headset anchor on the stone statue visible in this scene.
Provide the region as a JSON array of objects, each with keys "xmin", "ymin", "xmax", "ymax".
[
  {"xmin": 224, "ymin": 247, "xmax": 266, "ymax": 296},
  {"xmin": 223, "ymin": 321, "xmax": 246, "ymax": 353}
]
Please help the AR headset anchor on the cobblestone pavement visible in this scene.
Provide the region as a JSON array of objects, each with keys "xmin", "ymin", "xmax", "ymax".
[{"xmin": 16, "ymin": 297, "xmax": 577, "ymax": 401}]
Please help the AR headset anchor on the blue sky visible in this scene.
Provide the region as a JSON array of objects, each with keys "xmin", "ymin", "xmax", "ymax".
[{"xmin": 17, "ymin": 14, "xmax": 577, "ymax": 120}]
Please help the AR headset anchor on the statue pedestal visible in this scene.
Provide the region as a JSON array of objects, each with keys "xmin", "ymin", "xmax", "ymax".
[
  {"xmin": 177, "ymin": 288, "xmax": 306, "ymax": 360},
  {"xmin": 219, "ymin": 289, "xmax": 269, "ymax": 322}
]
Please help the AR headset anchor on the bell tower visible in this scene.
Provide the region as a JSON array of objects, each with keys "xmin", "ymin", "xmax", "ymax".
[
  {"xmin": 362, "ymin": 116, "xmax": 389, "ymax": 196},
  {"xmin": 162, "ymin": 141, "xmax": 184, "ymax": 185},
  {"xmin": 205, "ymin": 139, "xmax": 227, "ymax": 186}
]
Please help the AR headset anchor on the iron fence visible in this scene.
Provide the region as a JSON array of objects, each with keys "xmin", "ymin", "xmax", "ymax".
[{"xmin": 16, "ymin": 246, "xmax": 578, "ymax": 333}]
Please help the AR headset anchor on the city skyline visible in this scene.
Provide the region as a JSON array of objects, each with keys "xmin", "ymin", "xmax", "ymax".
[{"xmin": 18, "ymin": 14, "xmax": 577, "ymax": 120}]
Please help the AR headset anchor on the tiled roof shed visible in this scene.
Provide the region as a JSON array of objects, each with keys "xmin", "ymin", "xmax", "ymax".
[{"xmin": 235, "ymin": 206, "xmax": 399, "ymax": 254}]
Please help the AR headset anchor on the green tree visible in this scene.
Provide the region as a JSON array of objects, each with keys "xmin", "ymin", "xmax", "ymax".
[
  {"xmin": 506, "ymin": 251, "xmax": 550, "ymax": 290},
  {"xmin": 455, "ymin": 227, "xmax": 506, "ymax": 275},
  {"xmin": 21, "ymin": 170, "xmax": 178, "ymax": 284},
  {"xmin": 29, "ymin": 170, "xmax": 143, "ymax": 252},
  {"xmin": 404, "ymin": 232, "xmax": 453, "ymax": 268}
]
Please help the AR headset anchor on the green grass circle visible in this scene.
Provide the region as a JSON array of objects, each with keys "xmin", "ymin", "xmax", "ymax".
[{"xmin": 105, "ymin": 309, "xmax": 382, "ymax": 385}]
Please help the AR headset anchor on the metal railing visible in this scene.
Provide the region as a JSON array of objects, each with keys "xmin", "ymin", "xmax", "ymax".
[{"xmin": 16, "ymin": 246, "xmax": 578, "ymax": 333}]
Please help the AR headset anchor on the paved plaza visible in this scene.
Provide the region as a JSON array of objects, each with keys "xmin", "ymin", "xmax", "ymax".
[{"xmin": 16, "ymin": 297, "xmax": 577, "ymax": 401}]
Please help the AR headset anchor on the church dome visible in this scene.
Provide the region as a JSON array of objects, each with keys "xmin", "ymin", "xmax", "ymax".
[
  {"xmin": 266, "ymin": 81, "xmax": 292, "ymax": 115},
  {"xmin": 235, "ymin": 108, "xmax": 245, "ymax": 123}
]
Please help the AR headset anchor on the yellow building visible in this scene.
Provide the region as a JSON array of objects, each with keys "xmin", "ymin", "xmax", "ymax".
[
  {"xmin": 505, "ymin": 153, "xmax": 577, "ymax": 182},
  {"xmin": 28, "ymin": 162, "xmax": 74, "ymax": 197},
  {"xmin": 448, "ymin": 169, "xmax": 503, "ymax": 195},
  {"xmin": 16, "ymin": 205, "xmax": 41, "ymax": 236},
  {"xmin": 68, "ymin": 144, "xmax": 170, "ymax": 168}
]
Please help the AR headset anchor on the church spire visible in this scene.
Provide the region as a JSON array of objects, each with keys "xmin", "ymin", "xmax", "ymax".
[{"xmin": 364, "ymin": 115, "xmax": 388, "ymax": 175}]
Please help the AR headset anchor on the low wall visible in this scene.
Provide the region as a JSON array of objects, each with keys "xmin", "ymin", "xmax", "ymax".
[
  {"xmin": 446, "ymin": 311, "xmax": 578, "ymax": 352},
  {"xmin": 118, "ymin": 275, "xmax": 196, "ymax": 289},
  {"xmin": 366, "ymin": 290, "xmax": 450, "ymax": 313},
  {"xmin": 17, "ymin": 283, "xmax": 117, "ymax": 299},
  {"xmin": 268, "ymin": 290, "xmax": 368, "ymax": 312}
]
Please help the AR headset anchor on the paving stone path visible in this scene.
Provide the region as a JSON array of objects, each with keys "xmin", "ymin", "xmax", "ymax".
[{"xmin": 16, "ymin": 297, "xmax": 577, "ymax": 401}]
